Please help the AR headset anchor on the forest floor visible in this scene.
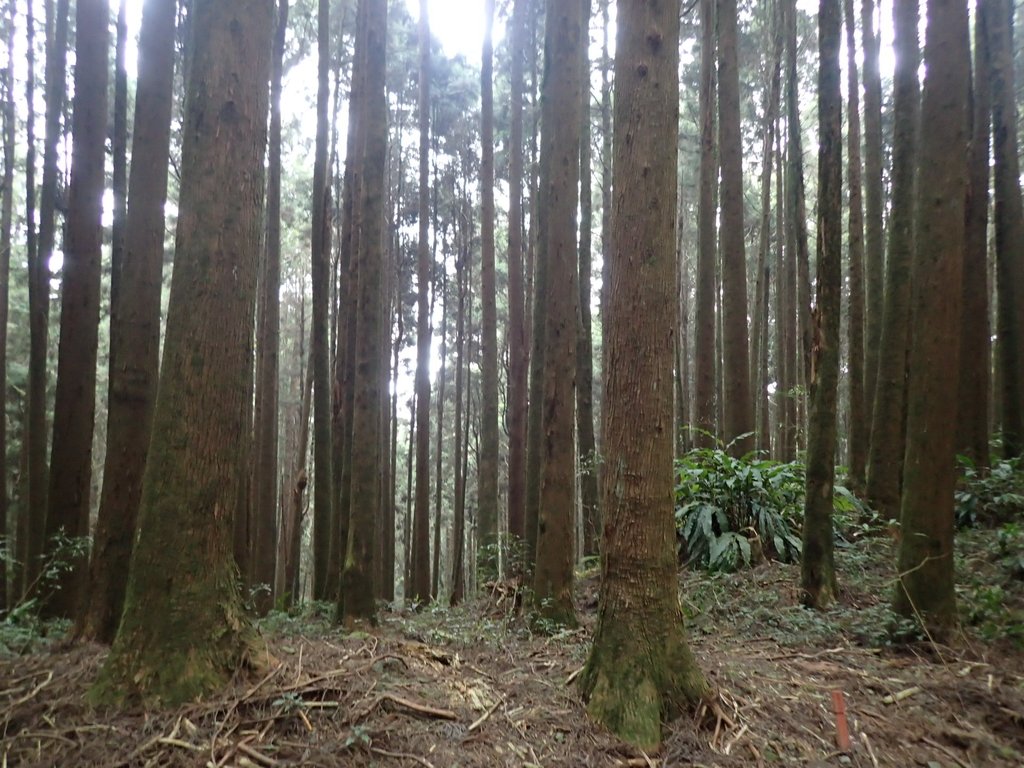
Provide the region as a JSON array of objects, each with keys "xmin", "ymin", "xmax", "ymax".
[{"xmin": 1, "ymin": 528, "xmax": 1023, "ymax": 767}]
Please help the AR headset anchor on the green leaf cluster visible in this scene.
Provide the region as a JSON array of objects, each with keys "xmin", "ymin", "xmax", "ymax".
[
  {"xmin": 955, "ymin": 456, "xmax": 1024, "ymax": 529},
  {"xmin": 675, "ymin": 449, "xmax": 805, "ymax": 572}
]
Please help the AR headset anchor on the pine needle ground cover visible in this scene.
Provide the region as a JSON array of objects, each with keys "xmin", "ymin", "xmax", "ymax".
[{"xmin": 2, "ymin": 525, "xmax": 1021, "ymax": 767}]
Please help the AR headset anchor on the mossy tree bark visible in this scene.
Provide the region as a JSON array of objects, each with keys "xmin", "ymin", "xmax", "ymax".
[
  {"xmin": 532, "ymin": 0, "xmax": 583, "ymax": 629},
  {"xmin": 76, "ymin": 0, "xmax": 176, "ymax": 643},
  {"xmin": 801, "ymin": 0, "xmax": 842, "ymax": 610},
  {"xmin": 90, "ymin": 0, "xmax": 274, "ymax": 706},
  {"xmin": 957, "ymin": 0, "xmax": 991, "ymax": 471},
  {"xmin": 867, "ymin": 0, "xmax": 919, "ymax": 518},
  {"xmin": 339, "ymin": 0, "xmax": 387, "ymax": 626},
  {"xmin": 580, "ymin": 0, "xmax": 710, "ymax": 750},
  {"xmin": 894, "ymin": 0, "xmax": 969, "ymax": 638}
]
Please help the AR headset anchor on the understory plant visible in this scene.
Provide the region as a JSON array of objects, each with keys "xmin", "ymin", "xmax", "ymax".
[
  {"xmin": 955, "ymin": 456, "xmax": 1024, "ymax": 528},
  {"xmin": 674, "ymin": 447, "xmax": 862, "ymax": 572}
]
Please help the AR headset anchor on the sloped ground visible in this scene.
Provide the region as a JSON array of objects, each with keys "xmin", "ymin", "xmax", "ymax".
[{"xmin": 1, "ymin": 531, "xmax": 1022, "ymax": 767}]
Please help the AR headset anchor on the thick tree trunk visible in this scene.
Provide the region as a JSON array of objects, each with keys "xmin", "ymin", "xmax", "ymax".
[
  {"xmin": 92, "ymin": 0, "xmax": 274, "ymax": 705},
  {"xmin": 695, "ymin": 0, "xmax": 717, "ymax": 448},
  {"xmin": 801, "ymin": 0, "xmax": 841, "ymax": 610},
  {"xmin": 432, "ymin": 264, "xmax": 447, "ymax": 599},
  {"xmin": 532, "ymin": 0, "xmax": 583, "ymax": 629},
  {"xmin": 581, "ymin": 1, "xmax": 710, "ymax": 749},
  {"xmin": 339, "ymin": 0, "xmax": 387, "ymax": 625},
  {"xmin": 410, "ymin": 0, "xmax": 432, "ymax": 603},
  {"xmin": 957, "ymin": 1, "xmax": 991, "ymax": 471},
  {"xmin": 867, "ymin": 0, "xmax": 919, "ymax": 518},
  {"xmin": 717, "ymin": 0, "xmax": 753, "ymax": 455},
  {"xmin": 894, "ymin": 0, "xmax": 969, "ymax": 638},
  {"xmin": 77, "ymin": 0, "xmax": 176, "ymax": 642}
]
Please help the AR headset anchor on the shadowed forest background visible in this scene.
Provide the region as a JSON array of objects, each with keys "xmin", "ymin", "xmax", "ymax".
[{"xmin": 0, "ymin": 0, "xmax": 1022, "ymax": 765}]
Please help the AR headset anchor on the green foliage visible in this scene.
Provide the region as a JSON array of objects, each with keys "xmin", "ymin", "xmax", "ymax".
[
  {"xmin": 955, "ymin": 457, "xmax": 1024, "ymax": 529},
  {"xmin": 0, "ymin": 532, "xmax": 90, "ymax": 656},
  {"xmin": 674, "ymin": 449, "xmax": 867, "ymax": 572},
  {"xmin": 675, "ymin": 449, "xmax": 804, "ymax": 571}
]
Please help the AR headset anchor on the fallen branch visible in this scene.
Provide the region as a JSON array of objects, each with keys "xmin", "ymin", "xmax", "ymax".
[
  {"xmin": 377, "ymin": 692, "xmax": 458, "ymax": 721},
  {"xmin": 468, "ymin": 697, "xmax": 502, "ymax": 732},
  {"xmin": 371, "ymin": 746, "xmax": 436, "ymax": 768}
]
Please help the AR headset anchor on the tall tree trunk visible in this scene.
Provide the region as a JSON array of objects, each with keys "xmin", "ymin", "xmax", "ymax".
[
  {"xmin": 867, "ymin": 0, "xmax": 919, "ymax": 518},
  {"xmin": 92, "ymin": 0, "xmax": 274, "ymax": 705},
  {"xmin": 861, "ymin": 0, "xmax": 884, "ymax": 435},
  {"xmin": 989, "ymin": 0, "xmax": 1024, "ymax": 459},
  {"xmin": 310, "ymin": 0, "xmax": 333, "ymax": 600},
  {"xmin": 450, "ymin": 203, "xmax": 470, "ymax": 605},
  {"xmin": 250, "ymin": 0, "xmax": 288, "ymax": 616},
  {"xmin": 751, "ymin": 11, "xmax": 781, "ymax": 458},
  {"xmin": 894, "ymin": 0, "xmax": 969, "ymax": 638},
  {"xmin": 478, "ymin": 0, "xmax": 500, "ymax": 576},
  {"xmin": 695, "ymin": 0, "xmax": 717, "ymax": 448},
  {"xmin": 42, "ymin": 0, "xmax": 110, "ymax": 619},
  {"xmin": 0, "ymin": 0, "xmax": 12, "ymax": 612},
  {"xmin": 432, "ymin": 260, "xmax": 448, "ymax": 599},
  {"xmin": 339, "ymin": 0, "xmax": 387, "ymax": 625},
  {"xmin": 532, "ymin": 0, "xmax": 583, "ymax": 628},
  {"xmin": 801, "ymin": 0, "xmax": 841, "ymax": 610},
  {"xmin": 844, "ymin": 0, "xmax": 867, "ymax": 490},
  {"xmin": 717, "ymin": 0, "xmax": 753, "ymax": 455},
  {"xmin": 957, "ymin": 0, "xmax": 991, "ymax": 470},
  {"xmin": 109, "ymin": 0, "xmax": 128, "ymax": 331},
  {"xmin": 577, "ymin": 0, "xmax": 598, "ymax": 560},
  {"xmin": 580, "ymin": 0, "xmax": 710, "ymax": 749},
  {"xmin": 506, "ymin": 0, "xmax": 529, "ymax": 551},
  {"xmin": 25, "ymin": 0, "xmax": 69, "ymax": 596},
  {"xmin": 16, "ymin": 0, "xmax": 38, "ymax": 600},
  {"xmin": 76, "ymin": 0, "xmax": 176, "ymax": 643},
  {"xmin": 784, "ymin": 0, "xmax": 811, "ymax": 459},
  {"xmin": 410, "ymin": 0, "xmax": 432, "ymax": 603}
]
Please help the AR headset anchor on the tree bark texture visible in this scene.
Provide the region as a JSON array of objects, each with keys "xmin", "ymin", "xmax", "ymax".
[
  {"xmin": 77, "ymin": 0, "xmax": 176, "ymax": 643},
  {"xmin": 894, "ymin": 0, "xmax": 969, "ymax": 637},
  {"xmin": 92, "ymin": 0, "xmax": 274, "ymax": 705},
  {"xmin": 532, "ymin": 0, "xmax": 583, "ymax": 628},
  {"xmin": 581, "ymin": 1, "xmax": 710, "ymax": 750}
]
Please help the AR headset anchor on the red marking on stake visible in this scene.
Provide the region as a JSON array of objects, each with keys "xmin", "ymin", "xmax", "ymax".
[{"xmin": 831, "ymin": 690, "xmax": 851, "ymax": 752}]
